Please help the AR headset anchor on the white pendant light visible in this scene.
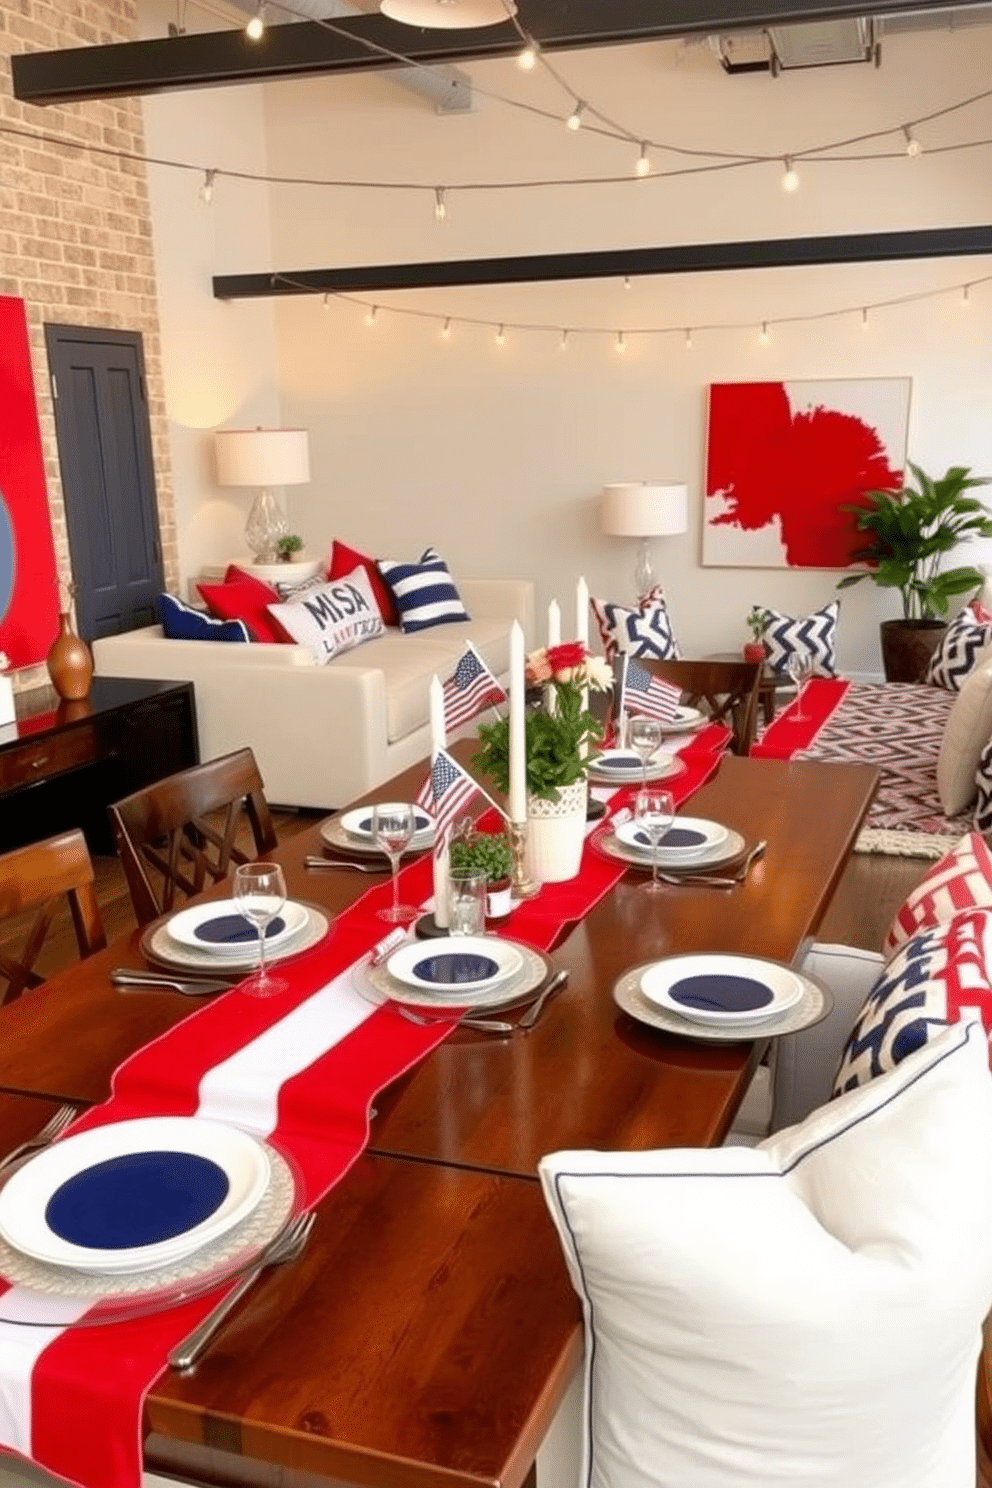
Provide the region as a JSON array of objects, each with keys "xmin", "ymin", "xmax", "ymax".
[{"xmin": 380, "ymin": 0, "xmax": 516, "ymax": 27}]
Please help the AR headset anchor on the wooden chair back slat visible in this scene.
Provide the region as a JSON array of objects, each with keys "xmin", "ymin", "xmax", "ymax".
[
  {"xmin": 635, "ymin": 658, "xmax": 763, "ymax": 756},
  {"xmin": 0, "ymin": 829, "xmax": 106, "ymax": 1005},
  {"xmin": 108, "ymin": 748, "xmax": 279, "ymax": 926}
]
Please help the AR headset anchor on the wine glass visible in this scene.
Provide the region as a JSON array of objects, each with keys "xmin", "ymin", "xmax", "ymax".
[
  {"xmin": 372, "ymin": 803, "xmax": 420, "ymax": 925},
  {"xmin": 787, "ymin": 650, "xmax": 814, "ymax": 721},
  {"xmin": 627, "ymin": 715, "xmax": 663, "ymax": 788},
  {"xmin": 635, "ymin": 788, "xmax": 675, "ymax": 894},
  {"xmin": 233, "ymin": 862, "xmax": 288, "ymax": 997}
]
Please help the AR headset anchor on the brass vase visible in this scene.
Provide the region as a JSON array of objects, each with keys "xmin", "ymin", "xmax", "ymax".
[{"xmin": 46, "ymin": 611, "xmax": 93, "ymax": 701}]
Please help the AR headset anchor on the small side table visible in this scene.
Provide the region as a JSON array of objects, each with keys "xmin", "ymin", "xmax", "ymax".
[{"xmin": 704, "ymin": 652, "xmax": 794, "ymax": 728}]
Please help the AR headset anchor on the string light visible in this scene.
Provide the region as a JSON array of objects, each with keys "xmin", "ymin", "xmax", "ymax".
[
  {"xmin": 861, "ymin": 306, "xmax": 870, "ymax": 328},
  {"xmin": 245, "ymin": 4, "xmax": 265, "ymax": 40},
  {"xmin": 903, "ymin": 125, "xmax": 922, "ymax": 157},
  {"xmin": 623, "ymin": 275, "xmax": 632, "ymax": 291},
  {"xmin": 199, "ymin": 168, "xmax": 216, "ymax": 205},
  {"xmin": 566, "ymin": 100, "xmax": 587, "ymax": 132},
  {"xmin": 963, "ymin": 284, "xmax": 971, "ymax": 304},
  {"xmin": 616, "ymin": 331, "xmax": 626, "ymax": 354},
  {"xmin": 322, "ymin": 293, "xmax": 330, "ymax": 311},
  {"xmin": 760, "ymin": 321, "xmax": 770, "ymax": 344},
  {"xmin": 559, "ymin": 329, "xmax": 570, "ymax": 351},
  {"xmin": 684, "ymin": 328, "xmax": 693, "ymax": 350},
  {"xmin": 433, "ymin": 186, "xmax": 447, "ymax": 221},
  {"xmin": 441, "ymin": 316, "xmax": 452, "ymax": 338},
  {"xmin": 781, "ymin": 156, "xmax": 799, "ymax": 192},
  {"xmin": 517, "ymin": 42, "xmax": 537, "ymax": 70},
  {"xmin": 635, "ymin": 142, "xmax": 650, "ymax": 177},
  {"xmin": 365, "ymin": 305, "xmax": 378, "ymax": 328},
  {"xmin": 495, "ymin": 324, "xmax": 506, "ymax": 346}
]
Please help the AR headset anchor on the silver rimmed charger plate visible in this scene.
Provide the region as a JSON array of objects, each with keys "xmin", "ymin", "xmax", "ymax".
[
  {"xmin": 320, "ymin": 815, "xmax": 434, "ymax": 858},
  {"xmin": 356, "ymin": 941, "xmax": 552, "ymax": 1013},
  {"xmin": 591, "ymin": 824, "xmax": 747, "ymax": 874},
  {"xmin": 614, "ymin": 963, "xmax": 832, "ymax": 1042},
  {"xmin": 0, "ymin": 1144, "xmax": 296, "ymax": 1319},
  {"xmin": 141, "ymin": 902, "xmax": 329, "ymax": 976}
]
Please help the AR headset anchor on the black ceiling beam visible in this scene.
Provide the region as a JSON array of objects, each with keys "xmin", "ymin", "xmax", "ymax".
[
  {"xmin": 11, "ymin": 0, "xmax": 980, "ymax": 105},
  {"xmin": 212, "ymin": 224, "xmax": 992, "ymax": 299}
]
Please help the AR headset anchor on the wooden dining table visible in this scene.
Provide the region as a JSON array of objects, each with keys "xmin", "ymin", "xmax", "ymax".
[{"xmin": 0, "ymin": 747, "xmax": 878, "ymax": 1488}]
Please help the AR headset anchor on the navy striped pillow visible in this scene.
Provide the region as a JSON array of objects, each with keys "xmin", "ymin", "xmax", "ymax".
[{"xmin": 376, "ymin": 547, "xmax": 470, "ymax": 633}]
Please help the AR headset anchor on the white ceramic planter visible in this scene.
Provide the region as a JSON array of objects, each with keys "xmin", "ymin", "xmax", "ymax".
[{"xmin": 526, "ymin": 780, "xmax": 588, "ymax": 884}]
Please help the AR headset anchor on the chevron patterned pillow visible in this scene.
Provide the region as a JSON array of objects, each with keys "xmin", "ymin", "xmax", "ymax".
[
  {"xmin": 833, "ymin": 907, "xmax": 992, "ymax": 1095},
  {"xmin": 884, "ymin": 830, "xmax": 992, "ymax": 957},
  {"xmin": 975, "ymin": 740, "xmax": 992, "ymax": 833},
  {"xmin": 925, "ymin": 599, "xmax": 992, "ymax": 691},
  {"xmin": 757, "ymin": 599, "xmax": 839, "ymax": 677},
  {"xmin": 590, "ymin": 585, "xmax": 681, "ymax": 664}
]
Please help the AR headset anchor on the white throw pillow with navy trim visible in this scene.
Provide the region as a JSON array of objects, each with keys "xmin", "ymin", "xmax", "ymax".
[
  {"xmin": 159, "ymin": 592, "xmax": 250, "ymax": 643},
  {"xmin": 376, "ymin": 547, "xmax": 470, "ymax": 633},
  {"xmin": 926, "ymin": 600, "xmax": 992, "ymax": 691},
  {"xmin": 757, "ymin": 599, "xmax": 839, "ymax": 677},
  {"xmin": 539, "ymin": 1020, "xmax": 992, "ymax": 1488},
  {"xmin": 590, "ymin": 586, "xmax": 681, "ymax": 663}
]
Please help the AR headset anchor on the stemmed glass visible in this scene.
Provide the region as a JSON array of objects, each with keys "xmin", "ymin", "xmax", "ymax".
[
  {"xmin": 627, "ymin": 715, "xmax": 663, "ymax": 788},
  {"xmin": 233, "ymin": 862, "xmax": 288, "ymax": 997},
  {"xmin": 372, "ymin": 803, "xmax": 420, "ymax": 925},
  {"xmin": 635, "ymin": 787, "xmax": 675, "ymax": 895},
  {"xmin": 787, "ymin": 650, "xmax": 814, "ymax": 722}
]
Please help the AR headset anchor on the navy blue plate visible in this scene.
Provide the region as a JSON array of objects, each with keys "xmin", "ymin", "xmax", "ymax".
[
  {"xmin": 44, "ymin": 1151, "xmax": 230, "ymax": 1251},
  {"xmin": 596, "ymin": 755, "xmax": 642, "ymax": 771},
  {"xmin": 357, "ymin": 812, "xmax": 431, "ymax": 835},
  {"xmin": 412, "ymin": 952, "xmax": 501, "ymax": 986},
  {"xmin": 194, "ymin": 913, "xmax": 286, "ymax": 945},
  {"xmin": 667, "ymin": 973, "xmax": 774, "ymax": 1015},
  {"xmin": 633, "ymin": 826, "xmax": 708, "ymax": 849}
]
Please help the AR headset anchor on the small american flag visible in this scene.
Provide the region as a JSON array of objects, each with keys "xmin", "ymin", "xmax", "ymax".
[
  {"xmin": 417, "ymin": 748, "xmax": 478, "ymax": 842},
  {"xmin": 621, "ymin": 658, "xmax": 681, "ymax": 724},
  {"xmin": 442, "ymin": 645, "xmax": 507, "ymax": 733}
]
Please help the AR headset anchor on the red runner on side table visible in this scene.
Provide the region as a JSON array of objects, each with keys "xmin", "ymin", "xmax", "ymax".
[{"xmin": 752, "ymin": 677, "xmax": 850, "ymax": 759}]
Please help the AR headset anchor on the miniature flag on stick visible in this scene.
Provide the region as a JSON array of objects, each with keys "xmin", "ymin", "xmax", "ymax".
[
  {"xmin": 442, "ymin": 644, "xmax": 507, "ymax": 733},
  {"xmin": 416, "ymin": 747, "xmax": 507, "ymax": 837},
  {"xmin": 618, "ymin": 655, "xmax": 682, "ymax": 724}
]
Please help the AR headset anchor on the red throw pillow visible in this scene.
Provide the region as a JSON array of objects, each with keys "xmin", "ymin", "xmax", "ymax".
[
  {"xmin": 327, "ymin": 540, "xmax": 397, "ymax": 627},
  {"xmin": 197, "ymin": 567, "xmax": 292, "ymax": 644}
]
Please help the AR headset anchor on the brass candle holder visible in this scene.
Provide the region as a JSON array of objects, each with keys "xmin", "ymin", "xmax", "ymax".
[{"xmin": 507, "ymin": 819, "xmax": 540, "ymax": 900}]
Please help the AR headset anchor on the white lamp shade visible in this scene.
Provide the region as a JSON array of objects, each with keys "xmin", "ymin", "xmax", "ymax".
[
  {"xmin": 601, "ymin": 482, "xmax": 688, "ymax": 538},
  {"xmin": 215, "ymin": 428, "xmax": 310, "ymax": 488},
  {"xmin": 380, "ymin": 0, "xmax": 516, "ymax": 26}
]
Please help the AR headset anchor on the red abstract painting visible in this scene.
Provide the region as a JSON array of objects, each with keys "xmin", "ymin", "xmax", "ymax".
[
  {"xmin": 704, "ymin": 378, "xmax": 911, "ymax": 569},
  {"xmin": 0, "ymin": 296, "xmax": 60, "ymax": 666}
]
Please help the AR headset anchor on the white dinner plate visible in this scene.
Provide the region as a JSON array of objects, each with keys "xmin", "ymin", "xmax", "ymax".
[
  {"xmin": 361, "ymin": 941, "xmax": 550, "ymax": 1013},
  {"xmin": 614, "ymin": 817, "xmax": 729, "ymax": 861},
  {"xmin": 340, "ymin": 803, "xmax": 435, "ymax": 846},
  {"xmin": 588, "ymin": 750, "xmax": 684, "ymax": 784},
  {"xmin": 386, "ymin": 936, "xmax": 523, "ymax": 995},
  {"xmin": 0, "ymin": 1117, "xmax": 271, "ymax": 1275},
  {"xmin": 165, "ymin": 898, "xmax": 310, "ymax": 958},
  {"xmin": 661, "ymin": 706, "xmax": 706, "ymax": 733},
  {"xmin": 639, "ymin": 954, "xmax": 805, "ymax": 1026}
]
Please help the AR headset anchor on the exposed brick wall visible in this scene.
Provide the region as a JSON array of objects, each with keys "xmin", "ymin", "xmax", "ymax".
[{"xmin": 0, "ymin": 0, "xmax": 176, "ymax": 692}]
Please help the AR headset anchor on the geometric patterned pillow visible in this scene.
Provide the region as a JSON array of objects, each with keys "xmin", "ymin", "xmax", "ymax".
[
  {"xmin": 833, "ymin": 907, "xmax": 992, "ymax": 1095},
  {"xmin": 757, "ymin": 599, "xmax": 839, "ymax": 677},
  {"xmin": 883, "ymin": 830, "xmax": 992, "ymax": 957},
  {"xmin": 975, "ymin": 739, "xmax": 992, "ymax": 834},
  {"xmin": 925, "ymin": 599, "xmax": 992, "ymax": 691},
  {"xmin": 590, "ymin": 585, "xmax": 680, "ymax": 664}
]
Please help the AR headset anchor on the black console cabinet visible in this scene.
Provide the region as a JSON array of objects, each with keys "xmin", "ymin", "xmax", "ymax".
[{"xmin": 0, "ymin": 677, "xmax": 198, "ymax": 854}]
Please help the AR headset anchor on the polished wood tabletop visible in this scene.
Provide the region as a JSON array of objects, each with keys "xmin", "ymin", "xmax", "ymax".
[{"xmin": 0, "ymin": 749, "xmax": 878, "ymax": 1488}]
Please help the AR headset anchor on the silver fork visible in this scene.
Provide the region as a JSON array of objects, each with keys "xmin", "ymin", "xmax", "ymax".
[
  {"xmin": 0, "ymin": 1102, "xmax": 77, "ymax": 1173},
  {"xmin": 168, "ymin": 1210, "xmax": 316, "ymax": 1374},
  {"xmin": 110, "ymin": 970, "xmax": 234, "ymax": 996},
  {"xmin": 395, "ymin": 1004, "xmax": 515, "ymax": 1036},
  {"xmin": 657, "ymin": 840, "xmax": 768, "ymax": 890},
  {"xmin": 304, "ymin": 856, "xmax": 382, "ymax": 874}
]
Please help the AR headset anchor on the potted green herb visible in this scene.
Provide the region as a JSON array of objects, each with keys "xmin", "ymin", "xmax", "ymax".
[
  {"xmin": 743, "ymin": 607, "xmax": 768, "ymax": 664},
  {"xmin": 276, "ymin": 533, "xmax": 305, "ymax": 562},
  {"xmin": 837, "ymin": 463, "xmax": 992, "ymax": 681},
  {"xmin": 449, "ymin": 830, "xmax": 514, "ymax": 921}
]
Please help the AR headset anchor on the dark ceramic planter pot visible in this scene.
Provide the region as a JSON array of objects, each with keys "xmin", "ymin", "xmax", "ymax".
[{"xmin": 879, "ymin": 619, "xmax": 947, "ymax": 683}]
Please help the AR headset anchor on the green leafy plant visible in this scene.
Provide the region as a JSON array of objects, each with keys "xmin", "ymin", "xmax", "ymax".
[
  {"xmin": 276, "ymin": 533, "xmax": 304, "ymax": 561},
  {"xmin": 746, "ymin": 606, "xmax": 768, "ymax": 641},
  {"xmin": 449, "ymin": 830, "xmax": 513, "ymax": 884},
  {"xmin": 837, "ymin": 463, "xmax": 992, "ymax": 621}
]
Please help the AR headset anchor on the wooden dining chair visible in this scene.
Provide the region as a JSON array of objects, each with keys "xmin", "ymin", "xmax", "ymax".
[
  {"xmin": 637, "ymin": 657, "xmax": 762, "ymax": 755},
  {"xmin": 108, "ymin": 747, "xmax": 279, "ymax": 926},
  {"xmin": 0, "ymin": 829, "xmax": 106, "ymax": 1005}
]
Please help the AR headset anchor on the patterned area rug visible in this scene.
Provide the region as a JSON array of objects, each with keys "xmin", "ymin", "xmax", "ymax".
[{"xmin": 791, "ymin": 681, "xmax": 972, "ymax": 858}]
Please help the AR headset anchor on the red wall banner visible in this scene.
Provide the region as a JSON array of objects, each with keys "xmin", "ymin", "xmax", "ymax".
[{"xmin": 0, "ymin": 296, "xmax": 60, "ymax": 667}]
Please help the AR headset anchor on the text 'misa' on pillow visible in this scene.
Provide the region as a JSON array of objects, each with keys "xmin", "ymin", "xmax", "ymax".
[
  {"xmin": 160, "ymin": 593, "xmax": 250, "ymax": 643},
  {"xmin": 936, "ymin": 652, "xmax": 992, "ymax": 814},
  {"xmin": 540, "ymin": 1021, "xmax": 992, "ymax": 1488},
  {"xmin": 590, "ymin": 585, "xmax": 680, "ymax": 664},
  {"xmin": 266, "ymin": 566, "xmax": 384, "ymax": 664},
  {"xmin": 884, "ymin": 829, "xmax": 992, "ymax": 957},
  {"xmin": 757, "ymin": 599, "xmax": 838, "ymax": 677},
  {"xmin": 925, "ymin": 598, "xmax": 992, "ymax": 691},
  {"xmin": 376, "ymin": 547, "xmax": 470, "ymax": 633}
]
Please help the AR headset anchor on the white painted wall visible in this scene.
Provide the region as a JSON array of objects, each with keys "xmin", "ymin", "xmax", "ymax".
[{"xmin": 143, "ymin": 15, "xmax": 992, "ymax": 676}]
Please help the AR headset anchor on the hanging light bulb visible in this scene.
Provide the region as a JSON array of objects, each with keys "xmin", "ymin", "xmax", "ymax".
[
  {"xmin": 861, "ymin": 307, "xmax": 870, "ymax": 329},
  {"xmin": 199, "ymin": 168, "xmax": 216, "ymax": 205},
  {"xmin": 684, "ymin": 328, "xmax": 693, "ymax": 350},
  {"xmin": 245, "ymin": 4, "xmax": 264, "ymax": 40},
  {"xmin": 441, "ymin": 316, "xmax": 452, "ymax": 339},
  {"xmin": 623, "ymin": 275, "xmax": 632, "ymax": 291},
  {"xmin": 517, "ymin": 41, "xmax": 537, "ymax": 70},
  {"xmin": 566, "ymin": 100, "xmax": 587, "ymax": 132},
  {"xmin": 322, "ymin": 293, "xmax": 330, "ymax": 312},
  {"xmin": 434, "ymin": 187, "xmax": 447, "ymax": 221},
  {"xmin": 559, "ymin": 329, "xmax": 570, "ymax": 352},
  {"xmin": 760, "ymin": 321, "xmax": 770, "ymax": 345},
  {"xmin": 495, "ymin": 324, "xmax": 506, "ymax": 346},
  {"xmin": 365, "ymin": 305, "xmax": 379, "ymax": 328},
  {"xmin": 635, "ymin": 142, "xmax": 650, "ymax": 177},
  {"xmin": 781, "ymin": 156, "xmax": 799, "ymax": 192},
  {"xmin": 963, "ymin": 284, "xmax": 972, "ymax": 305},
  {"xmin": 616, "ymin": 331, "xmax": 626, "ymax": 354},
  {"xmin": 903, "ymin": 125, "xmax": 922, "ymax": 158}
]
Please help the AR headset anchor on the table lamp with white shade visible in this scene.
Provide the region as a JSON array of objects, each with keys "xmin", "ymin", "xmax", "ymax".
[
  {"xmin": 600, "ymin": 481, "xmax": 688, "ymax": 599},
  {"xmin": 214, "ymin": 427, "xmax": 311, "ymax": 565}
]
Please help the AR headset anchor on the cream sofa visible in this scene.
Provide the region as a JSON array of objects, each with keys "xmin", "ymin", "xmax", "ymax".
[{"xmin": 92, "ymin": 578, "xmax": 533, "ymax": 810}]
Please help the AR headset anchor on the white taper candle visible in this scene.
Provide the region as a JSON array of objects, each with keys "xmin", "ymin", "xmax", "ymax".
[
  {"xmin": 428, "ymin": 674, "xmax": 449, "ymax": 928},
  {"xmin": 509, "ymin": 621, "xmax": 527, "ymax": 823},
  {"xmin": 547, "ymin": 599, "xmax": 561, "ymax": 648}
]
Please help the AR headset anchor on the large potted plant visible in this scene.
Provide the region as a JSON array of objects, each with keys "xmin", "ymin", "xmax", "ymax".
[{"xmin": 837, "ymin": 462, "xmax": 992, "ymax": 682}]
